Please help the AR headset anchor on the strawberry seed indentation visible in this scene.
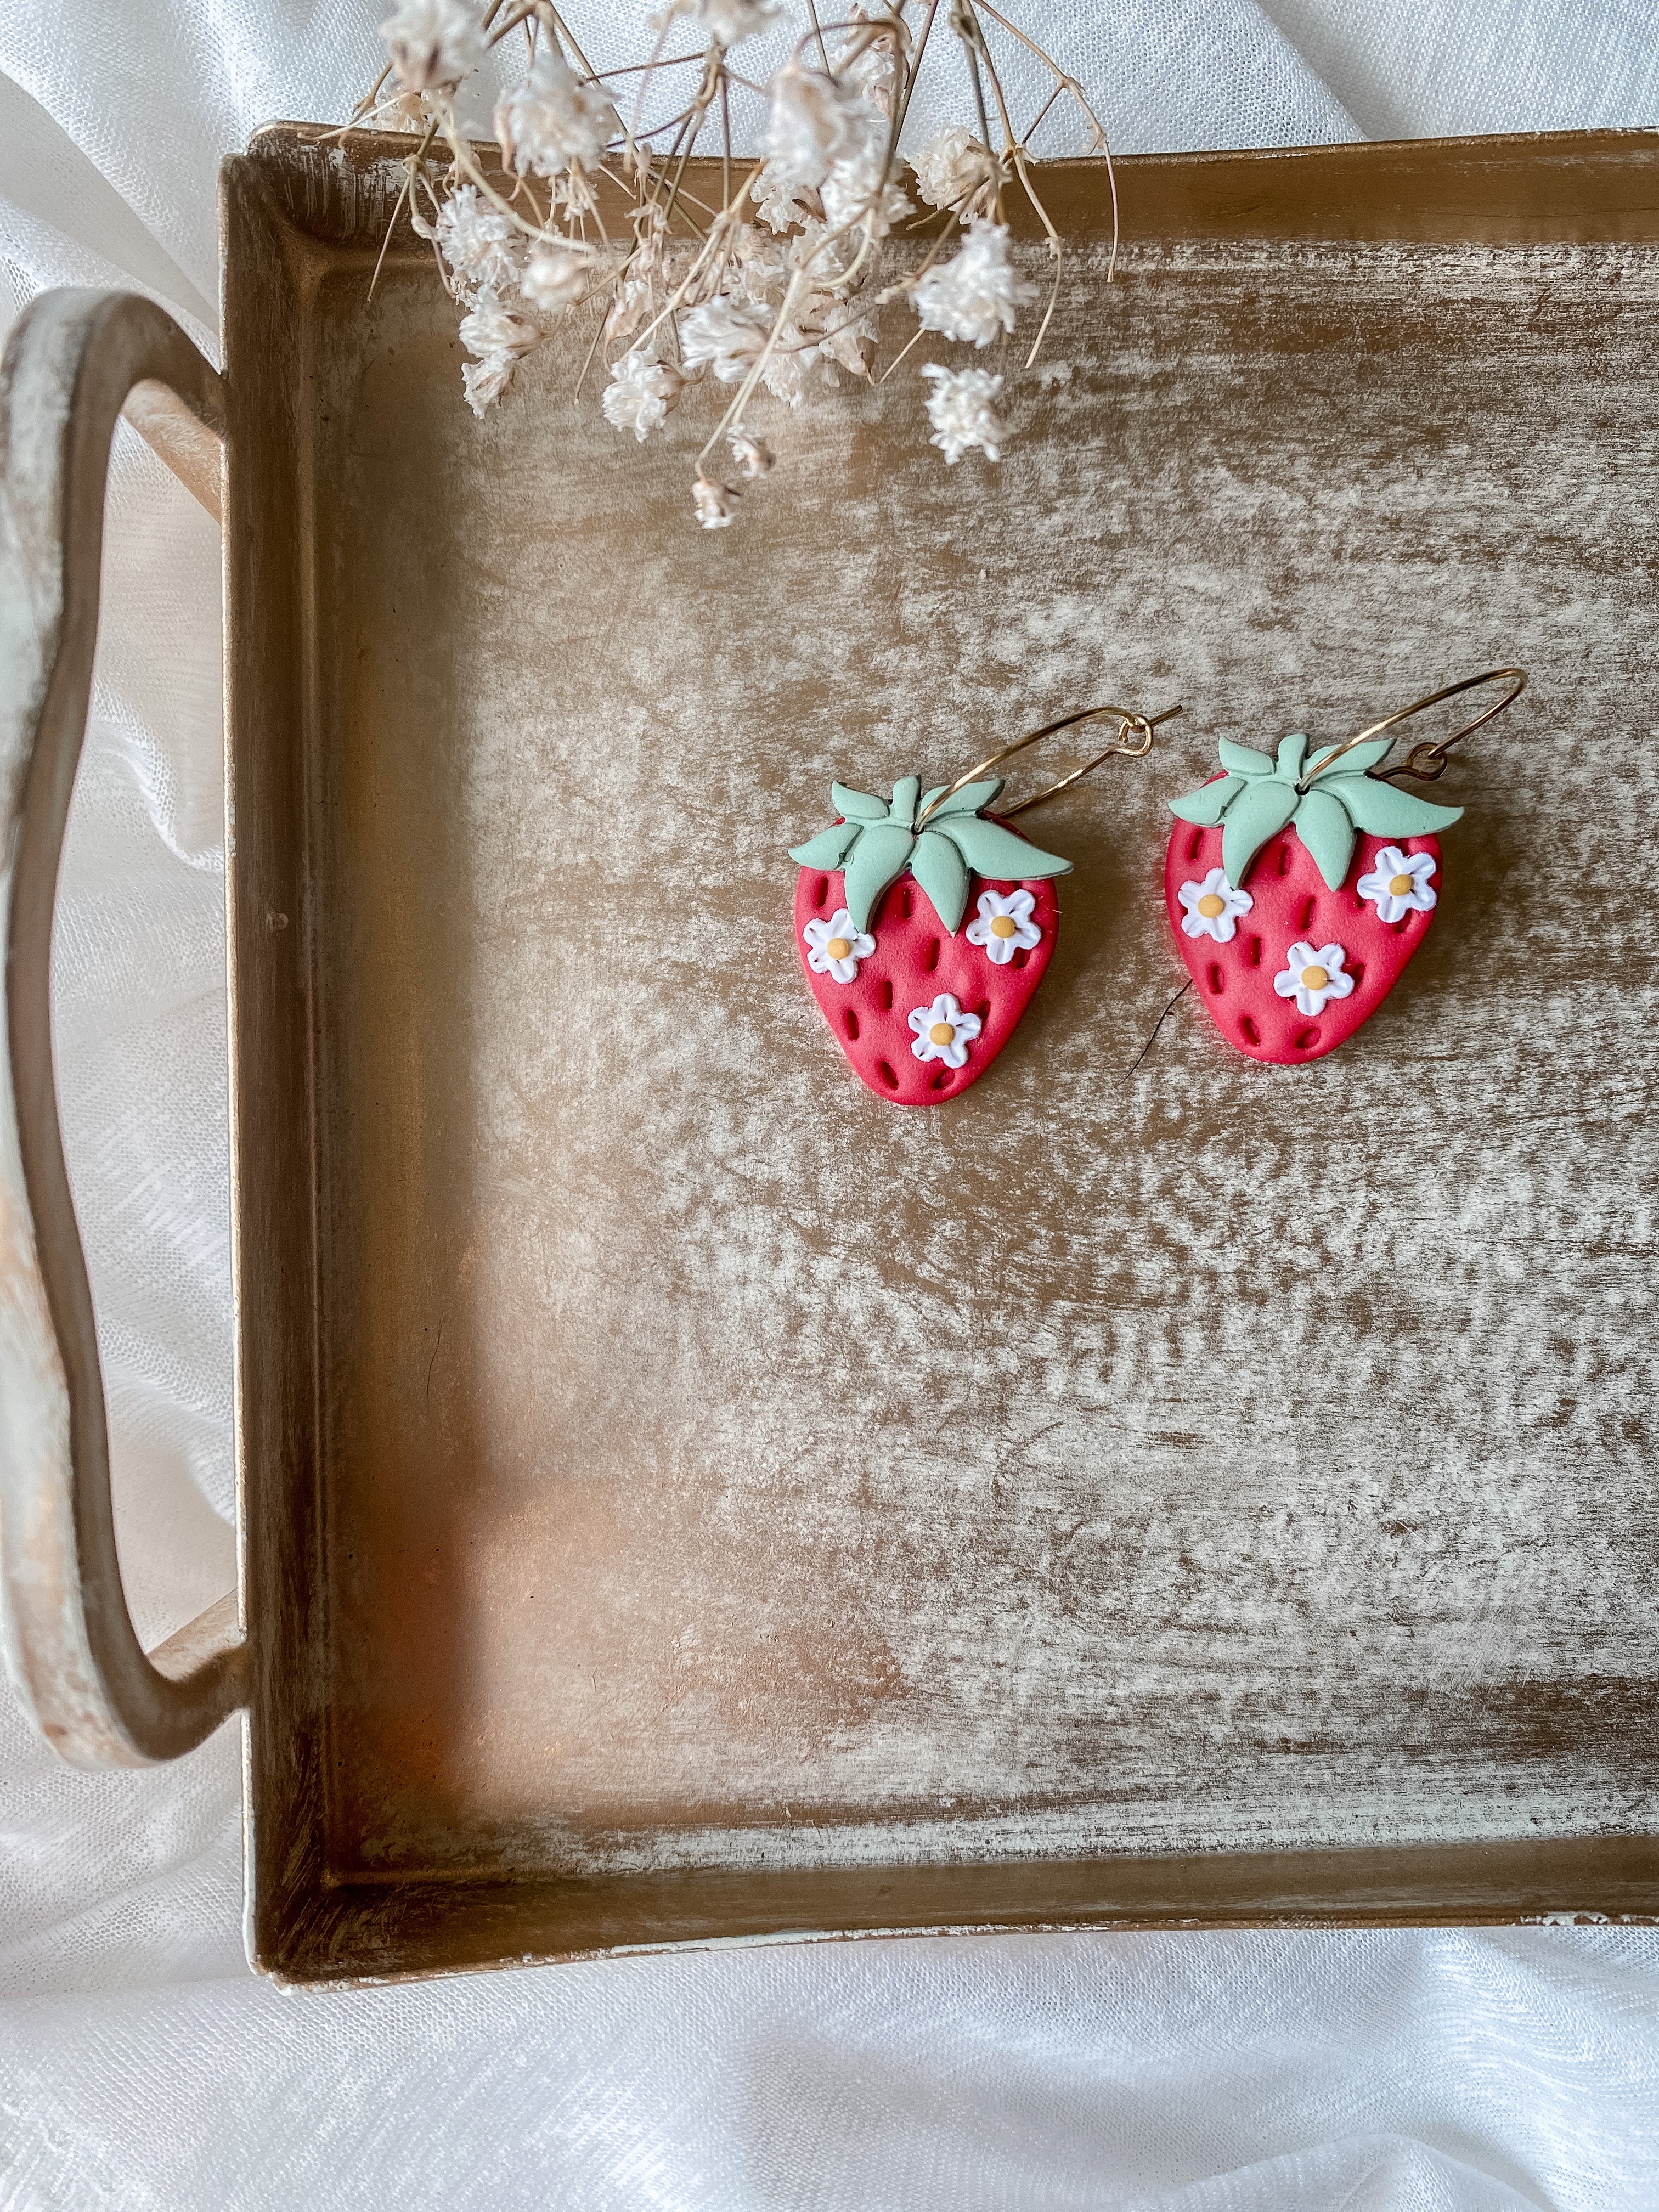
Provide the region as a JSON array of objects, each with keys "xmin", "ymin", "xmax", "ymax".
[
  {"xmin": 924, "ymin": 939, "xmax": 940, "ymax": 972},
  {"xmin": 1207, "ymin": 962, "xmax": 1224, "ymax": 995},
  {"xmin": 1240, "ymin": 1015, "xmax": 1261, "ymax": 1045},
  {"xmin": 815, "ymin": 876, "xmax": 829, "ymax": 908},
  {"xmin": 1246, "ymin": 935, "xmax": 1262, "ymax": 967},
  {"xmin": 876, "ymin": 1059, "xmax": 899, "ymax": 1091},
  {"xmin": 878, "ymin": 979, "xmax": 893, "ymax": 1010},
  {"xmin": 1298, "ymin": 895, "xmax": 1316, "ymax": 932},
  {"xmin": 843, "ymin": 1010, "xmax": 859, "ymax": 1041},
  {"xmin": 1294, "ymin": 1026, "xmax": 1322, "ymax": 1051}
]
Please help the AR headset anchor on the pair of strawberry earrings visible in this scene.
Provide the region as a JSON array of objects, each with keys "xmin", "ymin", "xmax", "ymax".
[{"xmin": 789, "ymin": 668, "xmax": 1527, "ymax": 1104}]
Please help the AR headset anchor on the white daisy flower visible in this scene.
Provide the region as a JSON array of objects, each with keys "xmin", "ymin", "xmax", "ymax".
[
  {"xmin": 1177, "ymin": 866, "xmax": 1252, "ymax": 943},
  {"xmin": 1273, "ymin": 941, "xmax": 1356, "ymax": 1018},
  {"xmin": 803, "ymin": 908, "xmax": 875, "ymax": 984},
  {"xmin": 909, "ymin": 992, "xmax": 983, "ymax": 1068},
  {"xmin": 1356, "ymin": 844, "xmax": 1438, "ymax": 924},
  {"xmin": 964, "ymin": 886, "xmax": 1041, "ymax": 965}
]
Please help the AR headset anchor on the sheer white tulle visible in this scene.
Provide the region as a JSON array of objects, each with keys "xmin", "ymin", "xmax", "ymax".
[{"xmin": 2, "ymin": 6, "xmax": 1657, "ymax": 2205}]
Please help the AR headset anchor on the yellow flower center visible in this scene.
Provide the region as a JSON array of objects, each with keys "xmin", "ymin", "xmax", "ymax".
[
  {"xmin": 826, "ymin": 936, "xmax": 852, "ymax": 960},
  {"xmin": 1388, "ymin": 873, "xmax": 1414, "ymax": 897},
  {"xmin": 1300, "ymin": 964, "xmax": 1329, "ymax": 992},
  {"xmin": 1196, "ymin": 893, "xmax": 1227, "ymax": 919},
  {"xmin": 990, "ymin": 915, "xmax": 1019, "ymax": 939},
  {"xmin": 929, "ymin": 1021, "xmax": 956, "ymax": 1047}
]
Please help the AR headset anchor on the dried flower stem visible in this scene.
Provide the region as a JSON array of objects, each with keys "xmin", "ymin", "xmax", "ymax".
[{"xmin": 360, "ymin": 0, "xmax": 1117, "ymax": 526}]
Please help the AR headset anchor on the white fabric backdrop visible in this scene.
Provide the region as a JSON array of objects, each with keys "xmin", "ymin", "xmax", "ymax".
[{"xmin": 2, "ymin": 4, "xmax": 1657, "ymax": 2204}]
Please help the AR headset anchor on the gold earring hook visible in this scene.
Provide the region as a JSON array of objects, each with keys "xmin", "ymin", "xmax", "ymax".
[
  {"xmin": 1296, "ymin": 667, "xmax": 1528, "ymax": 792},
  {"xmin": 916, "ymin": 700, "xmax": 1184, "ymax": 828}
]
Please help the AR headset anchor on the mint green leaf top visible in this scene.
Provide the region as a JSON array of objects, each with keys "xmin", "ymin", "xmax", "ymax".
[
  {"xmin": 790, "ymin": 774, "xmax": 1070, "ymax": 933},
  {"xmin": 1304, "ymin": 738, "xmax": 1393, "ymax": 780},
  {"xmin": 927, "ymin": 778, "xmax": 1005, "ymax": 820},
  {"xmin": 887, "ymin": 776, "xmax": 922, "ymax": 829},
  {"xmin": 910, "ymin": 828, "xmax": 972, "ymax": 933},
  {"xmin": 936, "ymin": 814, "xmax": 1071, "ymax": 882},
  {"xmin": 1316, "ymin": 774, "xmax": 1463, "ymax": 838},
  {"xmin": 842, "ymin": 820, "xmax": 917, "ymax": 932},
  {"xmin": 1291, "ymin": 785, "xmax": 1356, "ymax": 891},
  {"xmin": 831, "ymin": 783, "xmax": 888, "ymax": 822},
  {"xmin": 1218, "ymin": 738, "xmax": 1276, "ymax": 777},
  {"xmin": 1168, "ymin": 774, "xmax": 1241, "ymax": 828},
  {"xmin": 789, "ymin": 820, "xmax": 864, "ymax": 870},
  {"xmin": 1168, "ymin": 726, "xmax": 1465, "ymax": 890},
  {"xmin": 1221, "ymin": 777, "xmax": 1300, "ymax": 887}
]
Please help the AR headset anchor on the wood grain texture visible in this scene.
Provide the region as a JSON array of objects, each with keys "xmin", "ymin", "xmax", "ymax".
[{"xmin": 223, "ymin": 131, "xmax": 1659, "ymax": 1974}]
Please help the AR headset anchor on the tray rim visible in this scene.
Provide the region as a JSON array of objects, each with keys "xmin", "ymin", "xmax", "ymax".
[{"xmin": 219, "ymin": 121, "xmax": 1659, "ymax": 1984}]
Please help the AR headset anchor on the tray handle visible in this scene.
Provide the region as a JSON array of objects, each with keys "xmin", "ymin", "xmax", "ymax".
[{"xmin": 0, "ymin": 289, "xmax": 247, "ymax": 1766}]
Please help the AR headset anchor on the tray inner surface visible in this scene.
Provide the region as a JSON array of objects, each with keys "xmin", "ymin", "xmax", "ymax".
[{"xmin": 226, "ymin": 133, "xmax": 1659, "ymax": 1970}]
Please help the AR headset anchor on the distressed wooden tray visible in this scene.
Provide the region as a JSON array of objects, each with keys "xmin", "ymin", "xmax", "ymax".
[{"xmin": 4, "ymin": 125, "xmax": 1657, "ymax": 1985}]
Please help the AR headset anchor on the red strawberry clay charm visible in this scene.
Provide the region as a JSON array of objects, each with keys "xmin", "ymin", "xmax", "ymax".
[
  {"xmin": 790, "ymin": 774, "xmax": 1070, "ymax": 1104},
  {"xmin": 1163, "ymin": 667, "xmax": 1526, "ymax": 1063}
]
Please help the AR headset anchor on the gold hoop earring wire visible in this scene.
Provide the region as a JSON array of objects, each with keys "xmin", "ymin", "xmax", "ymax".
[
  {"xmin": 916, "ymin": 700, "xmax": 1185, "ymax": 828},
  {"xmin": 1296, "ymin": 666, "xmax": 1527, "ymax": 792}
]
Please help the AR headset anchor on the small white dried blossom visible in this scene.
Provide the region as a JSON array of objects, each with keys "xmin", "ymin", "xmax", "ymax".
[
  {"xmin": 653, "ymin": 0, "xmax": 778, "ymax": 47},
  {"xmin": 921, "ymin": 363, "xmax": 1008, "ymax": 463},
  {"xmin": 458, "ymin": 289, "xmax": 540, "ymax": 360},
  {"xmin": 363, "ymin": 83, "xmax": 430, "ymax": 133},
  {"xmin": 839, "ymin": 13, "xmax": 901, "ymax": 115},
  {"xmin": 910, "ymin": 125, "xmax": 996, "ymax": 222},
  {"xmin": 752, "ymin": 160, "xmax": 820, "ymax": 235},
  {"xmin": 520, "ymin": 245, "xmax": 590, "ymax": 311},
  {"xmin": 693, "ymin": 476, "xmax": 740, "ymax": 529},
  {"xmin": 760, "ymin": 323, "xmax": 837, "ymax": 409},
  {"xmin": 602, "ymin": 349, "xmax": 683, "ymax": 441},
  {"xmin": 820, "ymin": 142, "xmax": 909, "ymax": 239},
  {"xmin": 462, "ymin": 353, "xmax": 516, "ymax": 417},
  {"xmin": 729, "ymin": 428, "xmax": 774, "ymax": 478},
  {"xmin": 912, "ymin": 219, "xmax": 1036, "ymax": 347},
  {"xmin": 417, "ymin": 184, "xmax": 520, "ymax": 294},
  {"xmin": 680, "ymin": 297, "xmax": 770, "ymax": 383},
  {"xmin": 494, "ymin": 48, "xmax": 620, "ymax": 178},
  {"xmin": 379, "ymin": 0, "xmax": 481, "ymax": 92},
  {"xmin": 766, "ymin": 62, "xmax": 879, "ymax": 194}
]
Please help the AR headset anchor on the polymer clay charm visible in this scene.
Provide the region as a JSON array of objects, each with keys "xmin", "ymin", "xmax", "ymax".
[
  {"xmin": 791, "ymin": 702, "xmax": 1177, "ymax": 1103},
  {"xmin": 1164, "ymin": 668, "xmax": 1525, "ymax": 1064}
]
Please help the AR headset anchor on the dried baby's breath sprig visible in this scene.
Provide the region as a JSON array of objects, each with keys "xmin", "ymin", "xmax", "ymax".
[
  {"xmin": 351, "ymin": 0, "xmax": 1115, "ymax": 529},
  {"xmin": 921, "ymin": 360, "xmax": 1005, "ymax": 461}
]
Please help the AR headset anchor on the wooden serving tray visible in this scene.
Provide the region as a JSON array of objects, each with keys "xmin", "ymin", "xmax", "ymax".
[{"xmin": 4, "ymin": 126, "xmax": 1656, "ymax": 1984}]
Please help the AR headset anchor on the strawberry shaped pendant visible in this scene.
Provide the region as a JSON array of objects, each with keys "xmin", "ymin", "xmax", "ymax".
[
  {"xmin": 790, "ymin": 775, "xmax": 1071, "ymax": 1104},
  {"xmin": 1163, "ymin": 669, "xmax": 1527, "ymax": 1064},
  {"xmin": 789, "ymin": 699, "xmax": 1182, "ymax": 1103}
]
